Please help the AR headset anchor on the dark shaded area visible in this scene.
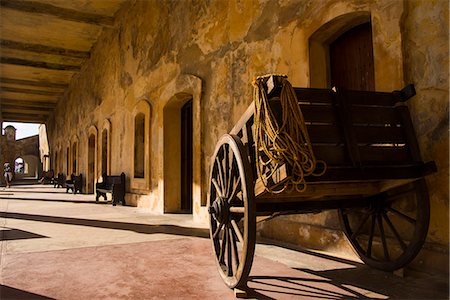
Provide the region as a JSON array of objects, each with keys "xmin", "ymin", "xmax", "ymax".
[
  {"xmin": 245, "ymin": 274, "xmax": 367, "ymax": 299},
  {"xmin": 0, "ymin": 285, "xmax": 55, "ymax": 300},
  {"xmin": 0, "ymin": 211, "xmax": 209, "ymax": 239},
  {"xmin": 0, "ymin": 228, "xmax": 47, "ymax": 241},
  {"xmin": 247, "ymin": 238, "xmax": 449, "ymax": 299},
  {"xmin": 0, "ymin": 196, "xmax": 109, "ymax": 205}
]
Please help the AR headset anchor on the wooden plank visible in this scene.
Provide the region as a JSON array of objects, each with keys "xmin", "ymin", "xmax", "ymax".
[
  {"xmin": 254, "ymin": 163, "xmax": 436, "ymax": 200},
  {"xmin": 2, "ymin": 112, "xmax": 47, "ymax": 122},
  {"xmin": 300, "ymin": 104, "xmax": 337, "ymax": 123},
  {"xmin": 295, "ymin": 87, "xmax": 334, "ymax": 103},
  {"xmin": 256, "ymin": 181, "xmax": 381, "ymax": 202},
  {"xmin": 1, "ymin": 57, "xmax": 81, "ymax": 71},
  {"xmin": 0, "ymin": 77, "xmax": 69, "ymax": 88},
  {"xmin": 351, "ymin": 106, "xmax": 400, "ymax": 125},
  {"xmin": 307, "ymin": 125, "xmax": 342, "ymax": 144},
  {"xmin": 2, "ymin": 106, "xmax": 51, "ymax": 115},
  {"xmin": 312, "ymin": 145, "xmax": 348, "ymax": 166},
  {"xmin": 0, "ymin": 0, "xmax": 115, "ymax": 27},
  {"xmin": 0, "ymin": 97, "xmax": 57, "ymax": 104},
  {"xmin": 359, "ymin": 146, "xmax": 411, "ymax": 163},
  {"xmin": 343, "ymin": 90, "xmax": 396, "ymax": 106},
  {"xmin": 354, "ymin": 126, "xmax": 406, "ymax": 144},
  {"xmin": 0, "ymin": 40, "xmax": 90, "ymax": 59},
  {"xmin": 0, "ymin": 86, "xmax": 63, "ymax": 96},
  {"xmin": 1, "ymin": 99, "xmax": 56, "ymax": 109}
]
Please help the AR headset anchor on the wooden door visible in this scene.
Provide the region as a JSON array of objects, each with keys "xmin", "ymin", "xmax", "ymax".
[
  {"xmin": 180, "ymin": 100, "xmax": 193, "ymax": 212},
  {"xmin": 330, "ymin": 22, "xmax": 375, "ymax": 91}
]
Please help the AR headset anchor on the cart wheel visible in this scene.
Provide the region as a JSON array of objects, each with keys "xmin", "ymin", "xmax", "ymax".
[
  {"xmin": 339, "ymin": 179, "xmax": 430, "ymax": 271},
  {"xmin": 207, "ymin": 134, "xmax": 256, "ymax": 288}
]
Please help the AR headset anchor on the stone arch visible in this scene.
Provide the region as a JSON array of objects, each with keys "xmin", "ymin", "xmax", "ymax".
[
  {"xmin": 131, "ymin": 99, "xmax": 151, "ymax": 191},
  {"xmin": 308, "ymin": 8, "xmax": 404, "ymax": 91},
  {"xmin": 87, "ymin": 125, "xmax": 98, "ymax": 194},
  {"xmin": 309, "ymin": 11, "xmax": 371, "ymax": 88},
  {"xmin": 160, "ymin": 75, "xmax": 202, "ymax": 216}
]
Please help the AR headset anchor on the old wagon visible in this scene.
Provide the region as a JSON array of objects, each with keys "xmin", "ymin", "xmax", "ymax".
[{"xmin": 206, "ymin": 75, "xmax": 436, "ymax": 288}]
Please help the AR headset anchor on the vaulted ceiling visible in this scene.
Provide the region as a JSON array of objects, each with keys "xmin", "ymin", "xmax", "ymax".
[{"xmin": 0, "ymin": 0, "xmax": 127, "ymax": 124}]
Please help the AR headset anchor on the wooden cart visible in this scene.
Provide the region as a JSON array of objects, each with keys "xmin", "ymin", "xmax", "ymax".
[{"xmin": 207, "ymin": 75, "xmax": 437, "ymax": 288}]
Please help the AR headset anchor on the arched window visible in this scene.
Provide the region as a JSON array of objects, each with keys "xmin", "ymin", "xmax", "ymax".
[
  {"xmin": 134, "ymin": 113, "xmax": 145, "ymax": 178},
  {"xmin": 131, "ymin": 100, "xmax": 151, "ymax": 190}
]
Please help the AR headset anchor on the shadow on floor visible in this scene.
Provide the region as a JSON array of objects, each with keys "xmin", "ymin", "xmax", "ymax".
[
  {"xmin": 0, "ymin": 285, "xmax": 54, "ymax": 300},
  {"xmin": 249, "ymin": 239, "xmax": 449, "ymax": 299},
  {"xmin": 0, "ymin": 228, "xmax": 48, "ymax": 241},
  {"xmin": 0, "ymin": 212, "xmax": 209, "ymax": 239},
  {"xmin": 241, "ymin": 265, "xmax": 449, "ymax": 299},
  {"xmin": 0, "ymin": 196, "xmax": 109, "ymax": 205}
]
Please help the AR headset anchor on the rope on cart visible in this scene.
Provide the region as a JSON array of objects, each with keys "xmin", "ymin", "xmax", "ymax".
[{"xmin": 253, "ymin": 74, "xmax": 326, "ymax": 194}]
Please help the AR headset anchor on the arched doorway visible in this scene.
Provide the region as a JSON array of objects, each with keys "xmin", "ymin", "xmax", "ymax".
[{"xmin": 163, "ymin": 93, "xmax": 193, "ymax": 213}]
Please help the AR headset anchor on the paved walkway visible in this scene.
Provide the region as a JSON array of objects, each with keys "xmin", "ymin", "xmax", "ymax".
[{"xmin": 0, "ymin": 185, "xmax": 448, "ymax": 299}]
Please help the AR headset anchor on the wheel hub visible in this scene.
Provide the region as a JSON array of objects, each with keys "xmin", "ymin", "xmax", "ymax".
[{"xmin": 208, "ymin": 196, "xmax": 229, "ymax": 224}]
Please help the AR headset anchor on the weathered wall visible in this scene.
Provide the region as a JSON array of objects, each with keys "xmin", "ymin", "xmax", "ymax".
[{"xmin": 46, "ymin": 0, "xmax": 448, "ymax": 273}]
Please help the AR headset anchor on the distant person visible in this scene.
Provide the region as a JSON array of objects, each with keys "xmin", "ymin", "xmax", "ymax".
[{"xmin": 4, "ymin": 162, "xmax": 12, "ymax": 188}]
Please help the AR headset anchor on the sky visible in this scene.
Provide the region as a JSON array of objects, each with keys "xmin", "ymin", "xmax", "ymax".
[{"xmin": 2, "ymin": 122, "xmax": 41, "ymax": 140}]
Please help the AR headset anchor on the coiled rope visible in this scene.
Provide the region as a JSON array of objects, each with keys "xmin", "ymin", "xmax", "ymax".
[{"xmin": 253, "ymin": 75, "xmax": 326, "ymax": 194}]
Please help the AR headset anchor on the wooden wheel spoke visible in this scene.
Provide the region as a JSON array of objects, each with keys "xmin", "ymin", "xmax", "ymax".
[
  {"xmin": 230, "ymin": 227, "xmax": 240, "ymax": 271},
  {"xmin": 231, "ymin": 219, "xmax": 244, "ymax": 243},
  {"xmin": 350, "ymin": 213, "xmax": 371, "ymax": 239},
  {"xmin": 377, "ymin": 214, "xmax": 390, "ymax": 261},
  {"xmin": 226, "ymin": 155, "xmax": 236, "ymax": 198},
  {"xmin": 387, "ymin": 207, "xmax": 416, "ymax": 225},
  {"xmin": 366, "ymin": 215, "xmax": 376, "ymax": 258},
  {"xmin": 228, "ymin": 177, "xmax": 241, "ymax": 204},
  {"xmin": 219, "ymin": 225, "xmax": 228, "ymax": 263},
  {"xmin": 382, "ymin": 211, "xmax": 407, "ymax": 251},
  {"xmin": 212, "ymin": 221, "xmax": 225, "ymax": 240},
  {"xmin": 212, "ymin": 178, "xmax": 223, "ymax": 198},
  {"xmin": 222, "ymin": 144, "xmax": 229, "ymax": 197},
  {"xmin": 215, "ymin": 157, "xmax": 225, "ymax": 196},
  {"xmin": 227, "ymin": 226, "xmax": 233, "ymax": 276},
  {"xmin": 229, "ymin": 206, "xmax": 245, "ymax": 214}
]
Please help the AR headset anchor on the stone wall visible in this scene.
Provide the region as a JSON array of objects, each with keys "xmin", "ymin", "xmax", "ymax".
[{"xmin": 46, "ymin": 0, "xmax": 448, "ymax": 273}]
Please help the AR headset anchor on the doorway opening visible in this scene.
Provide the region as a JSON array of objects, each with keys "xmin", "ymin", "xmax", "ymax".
[
  {"xmin": 180, "ymin": 100, "xmax": 193, "ymax": 213},
  {"xmin": 163, "ymin": 94, "xmax": 193, "ymax": 214}
]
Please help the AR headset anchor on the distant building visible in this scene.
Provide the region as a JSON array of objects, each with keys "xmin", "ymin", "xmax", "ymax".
[{"xmin": 0, "ymin": 125, "xmax": 42, "ymax": 183}]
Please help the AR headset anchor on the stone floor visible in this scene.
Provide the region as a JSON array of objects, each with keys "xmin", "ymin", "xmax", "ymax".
[{"xmin": 0, "ymin": 185, "xmax": 448, "ymax": 299}]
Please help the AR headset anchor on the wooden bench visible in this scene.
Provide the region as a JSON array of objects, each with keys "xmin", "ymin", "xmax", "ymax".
[
  {"xmin": 66, "ymin": 174, "xmax": 82, "ymax": 194},
  {"xmin": 39, "ymin": 169, "xmax": 54, "ymax": 184},
  {"xmin": 53, "ymin": 173, "xmax": 66, "ymax": 188},
  {"xmin": 95, "ymin": 173, "xmax": 126, "ymax": 206}
]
